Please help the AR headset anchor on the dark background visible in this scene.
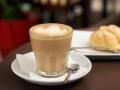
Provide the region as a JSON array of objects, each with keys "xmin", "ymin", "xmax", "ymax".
[{"xmin": 0, "ymin": 0, "xmax": 120, "ymax": 57}]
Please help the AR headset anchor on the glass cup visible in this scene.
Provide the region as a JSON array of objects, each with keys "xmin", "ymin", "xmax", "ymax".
[{"xmin": 29, "ymin": 23, "xmax": 73, "ymax": 77}]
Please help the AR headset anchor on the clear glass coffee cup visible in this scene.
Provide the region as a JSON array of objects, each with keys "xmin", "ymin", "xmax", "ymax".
[{"xmin": 29, "ymin": 23, "xmax": 73, "ymax": 77}]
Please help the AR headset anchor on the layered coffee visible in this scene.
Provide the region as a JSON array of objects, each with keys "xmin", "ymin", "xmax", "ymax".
[{"xmin": 29, "ymin": 23, "xmax": 73, "ymax": 77}]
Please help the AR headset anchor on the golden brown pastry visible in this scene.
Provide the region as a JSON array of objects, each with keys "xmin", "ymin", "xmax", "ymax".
[{"xmin": 90, "ymin": 25, "xmax": 120, "ymax": 52}]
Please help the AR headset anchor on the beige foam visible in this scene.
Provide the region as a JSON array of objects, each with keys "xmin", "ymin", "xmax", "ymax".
[
  {"xmin": 34, "ymin": 25, "xmax": 67, "ymax": 36},
  {"xmin": 30, "ymin": 23, "xmax": 72, "ymax": 38}
]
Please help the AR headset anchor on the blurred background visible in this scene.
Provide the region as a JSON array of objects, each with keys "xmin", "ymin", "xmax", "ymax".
[{"xmin": 0, "ymin": 0, "xmax": 120, "ymax": 58}]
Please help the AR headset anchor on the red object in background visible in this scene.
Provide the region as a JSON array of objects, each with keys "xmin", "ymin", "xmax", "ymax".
[
  {"xmin": 0, "ymin": 19, "xmax": 38, "ymax": 57},
  {"xmin": 9, "ymin": 19, "xmax": 37, "ymax": 47},
  {"xmin": 0, "ymin": 20, "xmax": 16, "ymax": 56}
]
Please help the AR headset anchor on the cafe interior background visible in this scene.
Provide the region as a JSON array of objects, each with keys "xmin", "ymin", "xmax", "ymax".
[{"xmin": 0, "ymin": 0, "xmax": 120, "ymax": 61}]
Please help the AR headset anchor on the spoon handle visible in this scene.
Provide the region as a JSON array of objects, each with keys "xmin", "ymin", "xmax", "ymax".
[{"xmin": 64, "ymin": 71, "xmax": 71, "ymax": 83}]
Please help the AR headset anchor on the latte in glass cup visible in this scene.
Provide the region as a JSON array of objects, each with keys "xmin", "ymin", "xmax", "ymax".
[{"xmin": 29, "ymin": 23, "xmax": 73, "ymax": 77}]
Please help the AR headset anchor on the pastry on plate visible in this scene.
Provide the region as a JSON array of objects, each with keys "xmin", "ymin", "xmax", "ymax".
[{"xmin": 90, "ymin": 25, "xmax": 120, "ymax": 52}]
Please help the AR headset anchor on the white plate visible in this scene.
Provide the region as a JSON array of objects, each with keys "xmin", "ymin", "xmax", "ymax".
[
  {"xmin": 72, "ymin": 31, "xmax": 120, "ymax": 60},
  {"xmin": 11, "ymin": 51, "xmax": 92, "ymax": 85}
]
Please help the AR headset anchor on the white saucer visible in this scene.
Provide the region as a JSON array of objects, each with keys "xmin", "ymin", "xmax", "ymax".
[{"xmin": 11, "ymin": 51, "xmax": 92, "ymax": 85}]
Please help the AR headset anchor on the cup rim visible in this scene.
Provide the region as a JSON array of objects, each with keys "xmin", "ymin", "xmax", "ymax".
[{"xmin": 29, "ymin": 23, "xmax": 73, "ymax": 38}]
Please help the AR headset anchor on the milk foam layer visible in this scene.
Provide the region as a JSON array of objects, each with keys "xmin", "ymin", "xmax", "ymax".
[
  {"xmin": 34, "ymin": 25, "xmax": 67, "ymax": 36},
  {"xmin": 30, "ymin": 24, "xmax": 72, "ymax": 37}
]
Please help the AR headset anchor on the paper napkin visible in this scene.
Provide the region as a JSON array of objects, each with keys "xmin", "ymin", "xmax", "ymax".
[{"xmin": 16, "ymin": 53, "xmax": 36, "ymax": 73}]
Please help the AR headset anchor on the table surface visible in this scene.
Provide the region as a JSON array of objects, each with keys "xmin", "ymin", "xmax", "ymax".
[{"xmin": 0, "ymin": 42, "xmax": 120, "ymax": 90}]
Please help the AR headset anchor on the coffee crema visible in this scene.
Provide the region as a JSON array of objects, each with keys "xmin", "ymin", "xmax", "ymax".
[{"xmin": 30, "ymin": 23, "xmax": 72, "ymax": 39}]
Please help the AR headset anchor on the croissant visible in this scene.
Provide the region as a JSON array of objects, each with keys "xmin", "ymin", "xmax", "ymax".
[{"xmin": 90, "ymin": 25, "xmax": 120, "ymax": 52}]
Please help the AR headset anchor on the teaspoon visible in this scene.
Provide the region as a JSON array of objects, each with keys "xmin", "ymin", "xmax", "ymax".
[{"xmin": 64, "ymin": 64, "xmax": 79, "ymax": 83}]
